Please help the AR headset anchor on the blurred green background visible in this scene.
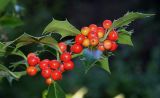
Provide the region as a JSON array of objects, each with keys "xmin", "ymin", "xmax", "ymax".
[{"xmin": 0, "ymin": 0, "xmax": 160, "ymax": 98}]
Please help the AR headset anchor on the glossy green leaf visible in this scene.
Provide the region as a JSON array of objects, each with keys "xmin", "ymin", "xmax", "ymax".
[
  {"xmin": 4, "ymin": 33, "xmax": 58, "ymax": 49},
  {"xmin": 0, "ymin": 16, "xmax": 24, "ymax": 28},
  {"xmin": 43, "ymin": 19, "xmax": 80, "ymax": 38},
  {"xmin": 117, "ymin": 30, "xmax": 133, "ymax": 46},
  {"xmin": 100, "ymin": 12, "xmax": 153, "ymax": 41},
  {"xmin": 96, "ymin": 56, "xmax": 110, "ymax": 74},
  {"xmin": 0, "ymin": 42, "xmax": 26, "ymax": 59},
  {"xmin": 47, "ymin": 82, "xmax": 66, "ymax": 98},
  {"xmin": 111, "ymin": 12, "xmax": 154, "ymax": 29},
  {"xmin": 0, "ymin": 64, "xmax": 26, "ymax": 81}
]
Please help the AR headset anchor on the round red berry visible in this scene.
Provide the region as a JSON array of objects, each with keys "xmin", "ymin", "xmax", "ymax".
[
  {"xmin": 108, "ymin": 30, "xmax": 118, "ymax": 41},
  {"xmin": 75, "ymin": 34, "xmax": 85, "ymax": 44},
  {"xmin": 89, "ymin": 24, "xmax": 97, "ymax": 32},
  {"xmin": 27, "ymin": 56, "xmax": 39, "ymax": 66},
  {"xmin": 110, "ymin": 41, "xmax": 118, "ymax": 52},
  {"xmin": 49, "ymin": 60, "xmax": 60, "ymax": 69},
  {"xmin": 41, "ymin": 68, "xmax": 52, "ymax": 79},
  {"xmin": 71, "ymin": 44, "xmax": 83, "ymax": 54},
  {"xmin": 51, "ymin": 70, "xmax": 62, "ymax": 81},
  {"xmin": 27, "ymin": 53, "xmax": 36, "ymax": 59},
  {"xmin": 39, "ymin": 59, "xmax": 50, "ymax": 70},
  {"xmin": 64, "ymin": 61, "xmax": 74, "ymax": 71},
  {"xmin": 26, "ymin": 66, "xmax": 37, "ymax": 76},
  {"xmin": 103, "ymin": 20, "xmax": 112, "ymax": 29},
  {"xmin": 89, "ymin": 37, "xmax": 99, "ymax": 46},
  {"xmin": 98, "ymin": 43, "xmax": 105, "ymax": 51},
  {"xmin": 60, "ymin": 52, "xmax": 72, "ymax": 62},
  {"xmin": 58, "ymin": 42, "xmax": 67, "ymax": 52},
  {"xmin": 88, "ymin": 31, "xmax": 98, "ymax": 39}
]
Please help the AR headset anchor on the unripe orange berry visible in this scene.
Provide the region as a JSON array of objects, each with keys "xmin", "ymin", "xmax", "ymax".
[
  {"xmin": 45, "ymin": 78, "xmax": 53, "ymax": 85},
  {"xmin": 81, "ymin": 27, "xmax": 90, "ymax": 36},
  {"xmin": 103, "ymin": 40, "xmax": 112, "ymax": 50},
  {"xmin": 26, "ymin": 66, "xmax": 37, "ymax": 76},
  {"xmin": 82, "ymin": 38, "xmax": 90, "ymax": 47},
  {"xmin": 97, "ymin": 27, "xmax": 105, "ymax": 38}
]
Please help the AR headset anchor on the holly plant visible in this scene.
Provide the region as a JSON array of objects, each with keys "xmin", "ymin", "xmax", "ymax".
[{"xmin": 0, "ymin": 12, "xmax": 153, "ymax": 98}]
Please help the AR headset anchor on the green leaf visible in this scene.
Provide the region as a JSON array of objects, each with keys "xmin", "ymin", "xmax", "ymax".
[
  {"xmin": 0, "ymin": 64, "xmax": 26, "ymax": 81},
  {"xmin": 117, "ymin": 30, "xmax": 133, "ymax": 46},
  {"xmin": 83, "ymin": 49, "xmax": 110, "ymax": 74},
  {"xmin": 43, "ymin": 19, "xmax": 80, "ymax": 38},
  {"xmin": 96, "ymin": 56, "xmax": 110, "ymax": 74},
  {"xmin": 4, "ymin": 33, "xmax": 58, "ymax": 49},
  {"xmin": 111, "ymin": 12, "xmax": 154, "ymax": 29},
  {"xmin": 0, "ymin": 0, "xmax": 10, "ymax": 13},
  {"xmin": 47, "ymin": 82, "xmax": 66, "ymax": 98},
  {"xmin": 100, "ymin": 12, "xmax": 153, "ymax": 42},
  {"xmin": 0, "ymin": 42, "xmax": 26, "ymax": 59},
  {"xmin": 0, "ymin": 16, "xmax": 24, "ymax": 28},
  {"xmin": 83, "ymin": 49, "xmax": 102, "ymax": 73}
]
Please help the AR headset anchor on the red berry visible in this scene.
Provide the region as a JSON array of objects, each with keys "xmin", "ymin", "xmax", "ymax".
[
  {"xmin": 110, "ymin": 41, "xmax": 118, "ymax": 52},
  {"xmin": 41, "ymin": 68, "xmax": 52, "ymax": 79},
  {"xmin": 89, "ymin": 24, "xmax": 97, "ymax": 32},
  {"xmin": 75, "ymin": 34, "xmax": 85, "ymax": 44},
  {"xmin": 59, "ymin": 64, "xmax": 65, "ymax": 73},
  {"xmin": 39, "ymin": 59, "xmax": 50, "ymax": 70},
  {"xmin": 103, "ymin": 20, "xmax": 112, "ymax": 29},
  {"xmin": 98, "ymin": 43, "xmax": 105, "ymax": 51},
  {"xmin": 71, "ymin": 44, "xmax": 83, "ymax": 54},
  {"xmin": 49, "ymin": 60, "xmax": 60, "ymax": 69},
  {"xmin": 58, "ymin": 42, "xmax": 67, "ymax": 52},
  {"xmin": 45, "ymin": 78, "xmax": 53, "ymax": 85},
  {"xmin": 26, "ymin": 66, "xmax": 37, "ymax": 76},
  {"xmin": 60, "ymin": 52, "xmax": 72, "ymax": 62},
  {"xmin": 108, "ymin": 30, "xmax": 118, "ymax": 41},
  {"xmin": 103, "ymin": 40, "xmax": 112, "ymax": 50},
  {"xmin": 27, "ymin": 56, "xmax": 39, "ymax": 66},
  {"xmin": 88, "ymin": 31, "xmax": 98, "ymax": 39},
  {"xmin": 51, "ymin": 70, "xmax": 62, "ymax": 81},
  {"xmin": 27, "ymin": 53, "xmax": 36, "ymax": 59},
  {"xmin": 89, "ymin": 37, "xmax": 99, "ymax": 46},
  {"xmin": 64, "ymin": 61, "xmax": 74, "ymax": 71}
]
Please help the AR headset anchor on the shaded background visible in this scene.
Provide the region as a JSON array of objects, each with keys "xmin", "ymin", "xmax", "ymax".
[{"xmin": 0, "ymin": 0, "xmax": 160, "ymax": 98}]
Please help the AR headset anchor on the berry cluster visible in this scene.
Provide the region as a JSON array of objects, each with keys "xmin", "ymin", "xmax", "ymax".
[
  {"xmin": 77, "ymin": 20, "xmax": 118, "ymax": 52},
  {"xmin": 26, "ymin": 49, "xmax": 74, "ymax": 85},
  {"xmin": 26, "ymin": 19, "xmax": 119, "ymax": 85}
]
